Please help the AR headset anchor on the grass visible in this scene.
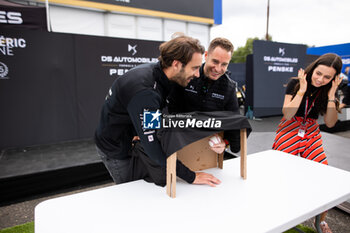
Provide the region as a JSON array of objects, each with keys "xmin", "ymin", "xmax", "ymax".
[
  {"xmin": 0, "ymin": 221, "xmax": 315, "ymax": 233},
  {"xmin": 284, "ymin": 224, "xmax": 317, "ymax": 233},
  {"xmin": 0, "ymin": 222, "xmax": 34, "ymax": 233}
]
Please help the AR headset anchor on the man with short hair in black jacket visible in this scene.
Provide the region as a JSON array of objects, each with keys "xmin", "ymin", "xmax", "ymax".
[
  {"xmin": 168, "ymin": 37, "xmax": 240, "ymax": 154},
  {"xmin": 95, "ymin": 36, "xmax": 221, "ymax": 187}
]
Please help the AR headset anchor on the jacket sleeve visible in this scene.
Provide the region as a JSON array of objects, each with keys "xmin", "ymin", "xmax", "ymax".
[
  {"xmin": 176, "ymin": 160, "xmax": 196, "ymax": 183},
  {"xmin": 127, "ymin": 90, "xmax": 166, "ymax": 166},
  {"xmin": 127, "ymin": 90, "xmax": 195, "ymax": 183}
]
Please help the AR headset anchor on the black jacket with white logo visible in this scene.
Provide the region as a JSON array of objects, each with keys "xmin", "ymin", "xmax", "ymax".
[
  {"xmin": 95, "ymin": 62, "xmax": 195, "ymax": 183},
  {"xmin": 168, "ymin": 64, "xmax": 239, "ymax": 113},
  {"xmin": 167, "ymin": 64, "xmax": 241, "ymax": 152}
]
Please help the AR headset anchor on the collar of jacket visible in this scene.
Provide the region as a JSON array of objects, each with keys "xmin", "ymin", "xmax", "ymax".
[
  {"xmin": 200, "ymin": 63, "xmax": 207, "ymax": 80},
  {"xmin": 154, "ymin": 62, "xmax": 173, "ymax": 98}
]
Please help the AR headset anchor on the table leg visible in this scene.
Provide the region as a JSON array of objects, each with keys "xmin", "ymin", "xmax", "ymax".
[
  {"xmin": 292, "ymin": 214, "xmax": 322, "ymax": 233},
  {"xmin": 315, "ymin": 214, "xmax": 322, "ymax": 233},
  {"xmin": 218, "ymin": 152, "xmax": 223, "ymax": 169}
]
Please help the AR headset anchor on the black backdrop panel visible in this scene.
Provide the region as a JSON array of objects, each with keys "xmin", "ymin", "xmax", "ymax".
[
  {"xmin": 252, "ymin": 40, "xmax": 306, "ymax": 117},
  {"xmin": 245, "ymin": 54, "xmax": 253, "ymax": 112},
  {"xmin": 74, "ymin": 36, "xmax": 161, "ymax": 138},
  {"xmin": 227, "ymin": 63, "xmax": 245, "ymax": 88},
  {"xmin": 306, "ymin": 54, "xmax": 320, "ymax": 67},
  {"xmin": 0, "ymin": 29, "xmax": 162, "ymax": 149},
  {"xmin": 0, "ymin": 0, "xmax": 47, "ymax": 30},
  {"xmin": 0, "ymin": 29, "xmax": 77, "ymax": 148}
]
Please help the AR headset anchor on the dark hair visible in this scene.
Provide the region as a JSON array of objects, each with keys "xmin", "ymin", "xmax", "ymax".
[
  {"xmin": 158, "ymin": 36, "xmax": 205, "ymax": 69},
  {"xmin": 293, "ymin": 53, "xmax": 342, "ymax": 114},
  {"xmin": 208, "ymin": 37, "xmax": 234, "ymax": 54}
]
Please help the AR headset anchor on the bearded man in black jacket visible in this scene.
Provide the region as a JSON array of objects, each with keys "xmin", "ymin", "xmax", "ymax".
[{"xmin": 95, "ymin": 36, "xmax": 221, "ymax": 187}]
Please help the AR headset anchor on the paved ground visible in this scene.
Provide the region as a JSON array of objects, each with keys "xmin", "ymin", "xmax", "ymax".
[
  {"xmin": 1, "ymin": 116, "xmax": 350, "ymax": 232},
  {"xmin": 303, "ymin": 209, "xmax": 350, "ymax": 233}
]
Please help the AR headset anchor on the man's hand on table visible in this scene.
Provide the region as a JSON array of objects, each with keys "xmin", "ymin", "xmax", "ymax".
[{"xmin": 193, "ymin": 172, "xmax": 221, "ymax": 187}]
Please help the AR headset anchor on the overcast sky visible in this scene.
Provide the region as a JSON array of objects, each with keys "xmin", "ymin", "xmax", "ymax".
[{"xmin": 210, "ymin": 0, "xmax": 349, "ymax": 49}]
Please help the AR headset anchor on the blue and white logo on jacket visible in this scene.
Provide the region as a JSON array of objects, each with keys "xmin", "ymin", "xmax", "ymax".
[{"xmin": 143, "ymin": 110, "xmax": 161, "ymax": 129}]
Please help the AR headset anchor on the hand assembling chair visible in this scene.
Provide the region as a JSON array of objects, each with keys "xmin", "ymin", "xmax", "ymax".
[{"xmin": 166, "ymin": 128, "xmax": 248, "ymax": 198}]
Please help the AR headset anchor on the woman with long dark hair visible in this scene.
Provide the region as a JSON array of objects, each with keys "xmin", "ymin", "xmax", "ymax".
[{"xmin": 272, "ymin": 53, "xmax": 343, "ymax": 233}]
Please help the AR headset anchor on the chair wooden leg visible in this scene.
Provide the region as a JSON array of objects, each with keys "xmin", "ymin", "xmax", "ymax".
[
  {"xmin": 218, "ymin": 131, "xmax": 224, "ymax": 169},
  {"xmin": 218, "ymin": 152, "xmax": 223, "ymax": 169},
  {"xmin": 240, "ymin": 128, "xmax": 247, "ymax": 179},
  {"xmin": 166, "ymin": 153, "xmax": 177, "ymax": 198}
]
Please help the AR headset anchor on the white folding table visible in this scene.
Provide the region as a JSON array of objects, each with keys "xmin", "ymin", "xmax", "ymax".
[{"xmin": 35, "ymin": 150, "xmax": 350, "ymax": 233}]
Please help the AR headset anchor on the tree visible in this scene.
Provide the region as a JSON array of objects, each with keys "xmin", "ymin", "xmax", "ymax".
[
  {"xmin": 231, "ymin": 35, "xmax": 272, "ymax": 63},
  {"xmin": 231, "ymin": 37, "xmax": 258, "ymax": 63}
]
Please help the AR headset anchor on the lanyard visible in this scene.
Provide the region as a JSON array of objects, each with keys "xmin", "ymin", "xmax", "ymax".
[{"xmin": 303, "ymin": 91, "xmax": 320, "ymax": 123}]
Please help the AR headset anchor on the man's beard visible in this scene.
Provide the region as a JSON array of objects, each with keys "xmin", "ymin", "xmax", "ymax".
[{"xmin": 172, "ymin": 67, "xmax": 192, "ymax": 87}]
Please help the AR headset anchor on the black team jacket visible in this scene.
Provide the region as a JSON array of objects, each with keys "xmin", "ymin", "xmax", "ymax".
[
  {"xmin": 95, "ymin": 62, "xmax": 196, "ymax": 184},
  {"xmin": 167, "ymin": 63, "xmax": 241, "ymax": 152},
  {"xmin": 168, "ymin": 64, "xmax": 239, "ymax": 112}
]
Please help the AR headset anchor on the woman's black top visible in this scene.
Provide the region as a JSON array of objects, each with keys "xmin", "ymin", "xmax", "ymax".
[{"xmin": 285, "ymin": 79, "xmax": 320, "ymax": 119}]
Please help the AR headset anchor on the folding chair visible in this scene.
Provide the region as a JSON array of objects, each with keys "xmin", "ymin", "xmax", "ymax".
[{"xmin": 166, "ymin": 128, "xmax": 247, "ymax": 198}]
